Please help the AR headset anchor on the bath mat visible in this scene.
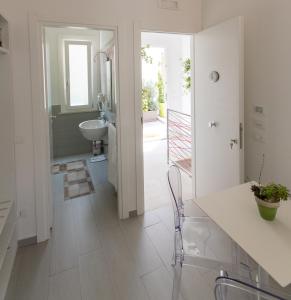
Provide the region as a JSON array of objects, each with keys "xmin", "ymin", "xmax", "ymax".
[
  {"xmin": 52, "ymin": 160, "xmax": 87, "ymax": 174},
  {"xmin": 64, "ymin": 164, "xmax": 94, "ymax": 200},
  {"xmin": 64, "ymin": 180, "xmax": 95, "ymax": 200}
]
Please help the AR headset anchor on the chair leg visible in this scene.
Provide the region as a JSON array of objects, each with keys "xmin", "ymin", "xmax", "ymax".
[
  {"xmin": 215, "ymin": 270, "xmax": 228, "ymax": 300},
  {"xmin": 172, "ymin": 232, "xmax": 177, "ymax": 267},
  {"xmin": 214, "ymin": 283, "xmax": 223, "ymax": 300},
  {"xmin": 171, "ymin": 251, "xmax": 176, "ymax": 267},
  {"xmin": 172, "ymin": 229, "xmax": 181, "ymax": 267},
  {"xmin": 172, "ymin": 262, "xmax": 183, "ymax": 300}
]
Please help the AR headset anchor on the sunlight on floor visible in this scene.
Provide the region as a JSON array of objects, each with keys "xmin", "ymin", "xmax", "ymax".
[{"xmin": 143, "ymin": 121, "xmax": 192, "ymax": 211}]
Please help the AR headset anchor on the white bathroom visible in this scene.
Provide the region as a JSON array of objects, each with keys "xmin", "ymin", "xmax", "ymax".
[{"xmin": 43, "ymin": 25, "xmax": 119, "ymax": 222}]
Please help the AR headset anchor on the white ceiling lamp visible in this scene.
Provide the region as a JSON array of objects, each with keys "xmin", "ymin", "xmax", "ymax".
[{"xmin": 158, "ymin": 0, "xmax": 179, "ymax": 10}]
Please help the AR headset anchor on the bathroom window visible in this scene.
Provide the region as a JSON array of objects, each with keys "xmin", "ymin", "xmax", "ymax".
[{"xmin": 64, "ymin": 41, "xmax": 92, "ymax": 109}]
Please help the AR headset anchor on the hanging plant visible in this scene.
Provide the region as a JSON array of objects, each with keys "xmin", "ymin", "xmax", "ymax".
[
  {"xmin": 141, "ymin": 45, "xmax": 153, "ymax": 64},
  {"xmin": 182, "ymin": 58, "xmax": 191, "ymax": 93}
]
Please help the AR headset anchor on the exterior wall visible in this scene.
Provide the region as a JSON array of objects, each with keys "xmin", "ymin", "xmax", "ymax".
[
  {"xmin": 1, "ymin": 0, "xmax": 202, "ymax": 240},
  {"xmin": 203, "ymin": 0, "xmax": 291, "ymax": 188}
]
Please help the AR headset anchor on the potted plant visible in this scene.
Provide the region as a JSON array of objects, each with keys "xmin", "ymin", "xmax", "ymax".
[
  {"xmin": 156, "ymin": 72, "xmax": 166, "ymax": 118},
  {"xmin": 251, "ymin": 154, "xmax": 290, "ymax": 221},
  {"xmin": 251, "ymin": 183, "xmax": 289, "ymax": 221},
  {"xmin": 142, "ymin": 86, "xmax": 158, "ymax": 122}
]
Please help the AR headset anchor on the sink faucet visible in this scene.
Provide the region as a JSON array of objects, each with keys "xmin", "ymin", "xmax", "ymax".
[{"xmin": 99, "ymin": 111, "xmax": 108, "ymax": 124}]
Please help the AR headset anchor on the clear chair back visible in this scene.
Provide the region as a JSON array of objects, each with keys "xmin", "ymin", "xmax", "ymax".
[
  {"xmin": 215, "ymin": 276, "xmax": 290, "ymax": 300},
  {"xmin": 168, "ymin": 165, "xmax": 183, "ymax": 230}
]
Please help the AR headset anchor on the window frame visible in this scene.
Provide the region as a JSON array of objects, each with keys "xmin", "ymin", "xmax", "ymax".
[{"xmin": 64, "ymin": 40, "xmax": 93, "ymax": 110}]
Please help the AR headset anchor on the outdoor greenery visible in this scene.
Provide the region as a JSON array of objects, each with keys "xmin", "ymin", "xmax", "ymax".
[
  {"xmin": 182, "ymin": 58, "xmax": 191, "ymax": 93},
  {"xmin": 156, "ymin": 72, "xmax": 165, "ymax": 104},
  {"xmin": 142, "ymin": 86, "xmax": 158, "ymax": 112},
  {"xmin": 141, "ymin": 45, "xmax": 158, "ymax": 113},
  {"xmin": 251, "ymin": 183, "xmax": 289, "ymax": 203},
  {"xmin": 141, "ymin": 45, "xmax": 153, "ymax": 64}
]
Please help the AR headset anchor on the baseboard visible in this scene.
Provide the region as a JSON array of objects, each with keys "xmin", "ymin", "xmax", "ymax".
[{"xmin": 18, "ymin": 236, "xmax": 37, "ymax": 248}]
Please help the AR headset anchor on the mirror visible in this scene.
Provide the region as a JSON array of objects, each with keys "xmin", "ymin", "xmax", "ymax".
[{"xmin": 105, "ymin": 59, "xmax": 113, "ymax": 110}]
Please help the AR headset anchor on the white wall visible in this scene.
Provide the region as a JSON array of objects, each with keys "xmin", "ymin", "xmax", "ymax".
[
  {"xmin": 203, "ymin": 0, "xmax": 291, "ymax": 189},
  {"xmin": 141, "ymin": 32, "xmax": 192, "ymax": 115},
  {"xmin": 1, "ymin": 0, "xmax": 202, "ymax": 240},
  {"xmin": 0, "ymin": 46, "xmax": 16, "ymax": 212}
]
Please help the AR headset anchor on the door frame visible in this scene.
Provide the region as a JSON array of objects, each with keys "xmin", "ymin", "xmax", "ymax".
[
  {"xmin": 133, "ymin": 23, "xmax": 195, "ymax": 214},
  {"xmin": 29, "ymin": 14, "xmax": 123, "ymax": 242}
]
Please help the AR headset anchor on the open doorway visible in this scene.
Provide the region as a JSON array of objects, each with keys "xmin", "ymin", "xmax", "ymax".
[
  {"xmin": 43, "ymin": 25, "xmax": 119, "ymax": 231},
  {"xmin": 141, "ymin": 32, "xmax": 193, "ymax": 211}
]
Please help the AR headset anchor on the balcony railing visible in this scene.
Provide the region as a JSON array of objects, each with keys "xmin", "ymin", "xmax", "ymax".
[{"xmin": 167, "ymin": 109, "xmax": 192, "ymax": 176}]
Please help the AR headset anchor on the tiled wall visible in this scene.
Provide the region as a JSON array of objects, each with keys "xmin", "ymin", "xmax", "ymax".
[{"xmin": 52, "ymin": 105, "xmax": 100, "ymax": 158}]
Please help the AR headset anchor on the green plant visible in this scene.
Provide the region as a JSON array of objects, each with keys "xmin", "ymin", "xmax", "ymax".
[
  {"xmin": 142, "ymin": 97, "xmax": 149, "ymax": 112},
  {"xmin": 156, "ymin": 72, "xmax": 165, "ymax": 104},
  {"xmin": 142, "ymin": 87, "xmax": 151, "ymax": 112},
  {"xmin": 141, "ymin": 45, "xmax": 153, "ymax": 64},
  {"xmin": 182, "ymin": 58, "xmax": 191, "ymax": 93},
  {"xmin": 251, "ymin": 183, "xmax": 289, "ymax": 203},
  {"xmin": 148, "ymin": 99, "xmax": 158, "ymax": 111},
  {"xmin": 142, "ymin": 86, "xmax": 158, "ymax": 112}
]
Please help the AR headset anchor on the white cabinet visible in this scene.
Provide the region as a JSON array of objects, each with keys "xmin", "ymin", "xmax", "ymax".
[
  {"xmin": 0, "ymin": 13, "xmax": 17, "ymax": 299},
  {"xmin": 0, "ymin": 202, "xmax": 17, "ymax": 300}
]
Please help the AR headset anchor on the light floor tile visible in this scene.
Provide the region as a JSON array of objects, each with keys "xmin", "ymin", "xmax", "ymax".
[
  {"xmin": 71, "ymin": 196, "xmax": 101, "ymax": 255},
  {"xmin": 48, "ymin": 268, "xmax": 82, "ymax": 300},
  {"xmin": 6, "ymin": 153, "xmax": 235, "ymax": 300},
  {"xmin": 50, "ymin": 200, "xmax": 78, "ymax": 275},
  {"xmin": 79, "ymin": 250, "xmax": 118, "ymax": 300},
  {"xmin": 141, "ymin": 266, "xmax": 173, "ymax": 300},
  {"xmin": 145, "ymin": 221, "xmax": 173, "ymax": 270},
  {"xmin": 7, "ymin": 242, "xmax": 51, "ymax": 300},
  {"xmin": 120, "ymin": 217, "xmax": 163, "ymax": 276}
]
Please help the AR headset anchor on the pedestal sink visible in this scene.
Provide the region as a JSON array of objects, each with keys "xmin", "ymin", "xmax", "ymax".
[
  {"xmin": 79, "ymin": 120, "xmax": 108, "ymax": 141},
  {"xmin": 79, "ymin": 120, "xmax": 108, "ymax": 162}
]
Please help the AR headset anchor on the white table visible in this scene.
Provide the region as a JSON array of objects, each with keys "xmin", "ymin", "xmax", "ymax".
[{"xmin": 193, "ymin": 182, "xmax": 291, "ymax": 288}]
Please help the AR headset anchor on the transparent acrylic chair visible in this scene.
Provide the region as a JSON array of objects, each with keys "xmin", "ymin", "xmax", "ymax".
[
  {"xmin": 168, "ymin": 165, "xmax": 237, "ymax": 300},
  {"xmin": 168, "ymin": 165, "xmax": 291, "ymax": 300},
  {"xmin": 168, "ymin": 165, "xmax": 236, "ymax": 267},
  {"xmin": 215, "ymin": 274, "xmax": 291, "ymax": 300}
]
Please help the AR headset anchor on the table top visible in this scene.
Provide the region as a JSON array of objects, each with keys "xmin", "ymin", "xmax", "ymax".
[{"xmin": 193, "ymin": 182, "xmax": 291, "ymax": 287}]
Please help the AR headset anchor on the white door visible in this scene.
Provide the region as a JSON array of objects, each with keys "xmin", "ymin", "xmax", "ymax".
[
  {"xmin": 194, "ymin": 17, "xmax": 244, "ymax": 197},
  {"xmin": 43, "ymin": 31, "xmax": 54, "ymax": 229}
]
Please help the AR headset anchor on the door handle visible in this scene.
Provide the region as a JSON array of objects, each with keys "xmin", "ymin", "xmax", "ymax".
[
  {"xmin": 208, "ymin": 121, "xmax": 217, "ymax": 128},
  {"xmin": 239, "ymin": 123, "xmax": 243, "ymax": 149},
  {"xmin": 230, "ymin": 139, "xmax": 238, "ymax": 149},
  {"xmin": 49, "ymin": 115, "xmax": 56, "ymax": 119}
]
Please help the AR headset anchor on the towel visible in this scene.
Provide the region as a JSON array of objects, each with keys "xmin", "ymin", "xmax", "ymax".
[{"xmin": 108, "ymin": 123, "xmax": 118, "ymax": 191}]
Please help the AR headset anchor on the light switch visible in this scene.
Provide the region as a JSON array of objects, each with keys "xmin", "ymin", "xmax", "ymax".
[
  {"xmin": 253, "ymin": 119, "xmax": 265, "ymax": 130},
  {"xmin": 253, "ymin": 132, "xmax": 265, "ymax": 143},
  {"xmin": 254, "ymin": 105, "xmax": 264, "ymax": 114},
  {"xmin": 158, "ymin": 0, "xmax": 179, "ymax": 10}
]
